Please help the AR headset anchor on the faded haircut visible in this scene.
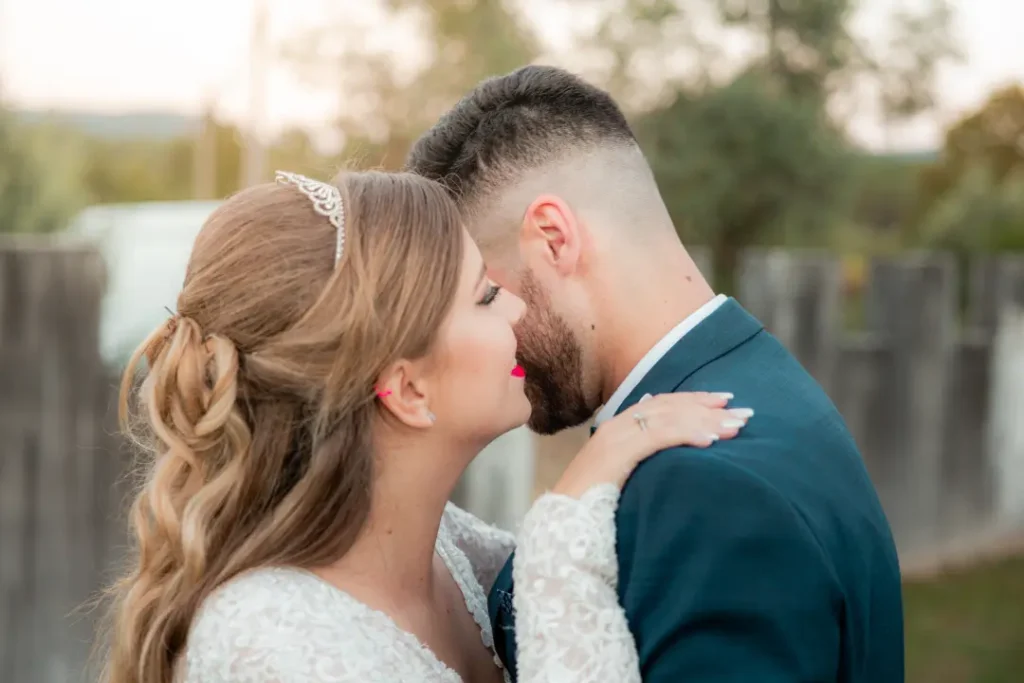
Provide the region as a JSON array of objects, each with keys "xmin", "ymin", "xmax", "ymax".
[{"xmin": 406, "ymin": 65, "xmax": 640, "ymax": 218}]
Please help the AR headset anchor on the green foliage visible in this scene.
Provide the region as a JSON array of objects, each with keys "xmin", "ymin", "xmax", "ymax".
[
  {"xmin": 920, "ymin": 165, "xmax": 1024, "ymax": 253},
  {"xmin": 81, "ymin": 136, "xmax": 193, "ymax": 204},
  {"xmin": 848, "ymin": 152, "xmax": 933, "ymax": 234},
  {"xmin": 0, "ymin": 110, "xmax": 88, "ymax": 233},
  {"xmin": 904, "ymin": 552, "xmax": 1024, "ymax": 683},
  {"xmin": 561, "ymin": 0, "xmax": 963, "ymax": 280},
  {"xmin": 564, "ymin": 0, "xmax": 957, "ymax": 118},
  {"xmin": 637, "ymin": 74, "xmax": 854, "ymax": 286},
  {"xmin": 286, "ymin": 0, "xmax": 539, "ymax": 169},
  {"xmin": 0, "ymin": 0, "xmax": 983, "ymax": 259},
  {"xmin": 2, "ymin": 108, "xmax": 351, "ymax": 219},
  {"xmin": 268, "ymin": 128, "xmax": 342, "ymax": 180},
  {"xmin": 714, "ymin": 0, "xmax": 863, "ymax": 102},
  {"xmin": 874, "ymin": 0, "xmax": 962, "ymax": 125},
  {"xmin": 918, "ymin": 85, "xmax": 1024, "ymax": 214}
]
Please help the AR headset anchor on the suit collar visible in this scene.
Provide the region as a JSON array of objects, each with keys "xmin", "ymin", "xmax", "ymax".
[
  {"xmin": 590, "ymin": 298, "xmax": 762, "ymax": 434},
  {"xmin": 594, "ymin": 294, "xmax": 728, "ymax": 425}
]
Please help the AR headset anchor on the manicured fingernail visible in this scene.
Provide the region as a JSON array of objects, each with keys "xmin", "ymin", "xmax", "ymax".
[
  {"xmin": 707, "ymin": 433, "xmax": 720, "ymax": 442},
  {"xmin": 713, "ymin": 392, "xmax": 734, "ymax": 400},
  {"xmin": 721, "ymin": 418, "xmax": 746, "ymax": 429},
  {"xmin": 728, "ymin": 408, "xmax": 754, "ymax": 419},
  {"xmin": 639, "ymin": 393, "xmax": 653, "ymax": 402}
]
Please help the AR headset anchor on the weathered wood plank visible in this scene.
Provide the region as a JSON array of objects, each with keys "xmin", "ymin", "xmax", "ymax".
[
  {"xmin": 0, "ymin": 244, "xmax": 109, "ymax": 683},
  {"xmin": 865, "ymin": 253, "xmax": 958, "ymax": 554}
]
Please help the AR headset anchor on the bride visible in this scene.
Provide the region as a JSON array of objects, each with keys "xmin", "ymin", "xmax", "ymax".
[{"xmin": 99, "ymin": 170, "xmax": 747, "ymax": 683}]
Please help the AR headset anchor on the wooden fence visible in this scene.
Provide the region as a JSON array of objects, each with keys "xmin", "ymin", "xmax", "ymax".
[
  {"xmin": 0, "ymin": 242, "xmax": 125, "ymax": 683},
  {"xmin": 736, "ymin": 250, "xmax": 1024, "ymax": 559},
  {"xmin": 1, "ymin": 241, "xmax": 1023, "ymax": 681}
]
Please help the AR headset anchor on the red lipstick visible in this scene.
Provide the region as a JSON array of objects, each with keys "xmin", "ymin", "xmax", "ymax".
[{"xmin": 511, "ymin": 364, "xmax": 526, "ymax": 378}]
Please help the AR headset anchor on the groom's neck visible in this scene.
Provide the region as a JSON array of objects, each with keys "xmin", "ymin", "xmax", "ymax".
[{"xmin": 592, "ymin": 245, "xmax": 716, "ymax": 404}]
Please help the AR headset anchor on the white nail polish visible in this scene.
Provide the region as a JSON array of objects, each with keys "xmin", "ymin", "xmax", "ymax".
[
  {"xmin": 713, "ymin": 392, "xmax": 734, "ymax": 400},
  {"xmin": 721, "ymin": 418, "xmax": 746, "ymax": 429},
  {"xmin": 639, "ymin": 393, "xmax": 653, "ymax": 403},
  {"xmin": 728, "ymin": 408, "xmax": 754, "ymax": 419},
  {"xmin": 707, "ymin": 434, "xmax": 720, "ymax": 442}
]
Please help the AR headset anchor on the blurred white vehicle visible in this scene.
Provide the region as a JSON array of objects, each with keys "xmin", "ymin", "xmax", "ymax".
[{"xmin": 65, "ymin": 200, "xmax": 220, "ymax": 367}]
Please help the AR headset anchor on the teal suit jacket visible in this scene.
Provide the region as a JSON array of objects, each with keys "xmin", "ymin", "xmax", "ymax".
[{"xmin": 488, "ymin": 298, "xmax": 904, "ymax": 682}]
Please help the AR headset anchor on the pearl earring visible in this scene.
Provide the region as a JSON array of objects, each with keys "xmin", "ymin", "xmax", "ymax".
[{"xmin": 427, "ymin": 411, "xmax": 436, "ymax": 424}]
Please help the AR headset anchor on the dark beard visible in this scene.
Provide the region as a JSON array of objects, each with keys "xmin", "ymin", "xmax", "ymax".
[{"xmin": 515, "ymin": 274, "xmax": 594, "ymax": 435}]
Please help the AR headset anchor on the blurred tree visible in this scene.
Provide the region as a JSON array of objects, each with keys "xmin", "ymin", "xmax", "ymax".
[
  {"xmin": 81, "ymin": 136, "xmax": 193, "ymax": 204},
  {"xmin": 920, "ymin": 165, "xmax": 1024, "ymax": 253},
  {"xmin": 714, "ymin": 0, "xmax": 863, "ymax": 103},
  {"xmin": 561, "ymin": 0, "xmax": 961, "ymax": 283},
  {"xmin": 286, "ymin": 0, "xmax": 539, "ymax": 167},
  {"xmin": 847, "ymin": 152, "xmax": 931, "ymax": 235},
  {"xmin": 560, "ymin": 0, "xmax": 712, "ymax": 111},
  {"xmin": 80, "ymin": 117, "xmax": 246, "ymax": 204},
  {"xmin": 566, "ymin": 0, "xmax": 959, "ymax": 120},
  {"xmin": 2, "ymin": 105, "xmax": 347, "ymax": 215},
  {"xmin": 874, "ymin": 0, "xmax": 961, "ymax": 133},
  {"xmin": 268, "ymin": 128, "xmax": 342, "ymax": 180},
  {"xmin": 0, "ymin": 110, "xmax": 87, "ymax": 233},
  {"xmin": 636, "ymin": 73, "xmax": 854, "ymax": 289},
  {"xmin": 210, "ymin": 121, "xmax": 244, "ymax": 198},
  {"xmin": 918, "ymin": 85, "xmax": 1024, "ymax": 213}
]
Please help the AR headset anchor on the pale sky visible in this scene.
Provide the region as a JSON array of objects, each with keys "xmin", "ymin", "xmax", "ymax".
[{"xmin": 1, "ymin": 0, "xmax": 1021, "ymax": 151}]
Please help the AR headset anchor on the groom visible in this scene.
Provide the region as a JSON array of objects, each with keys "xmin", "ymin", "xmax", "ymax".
[{"xmin": 408, "ymin": 66, "xmax": 903, "ymax": 682}]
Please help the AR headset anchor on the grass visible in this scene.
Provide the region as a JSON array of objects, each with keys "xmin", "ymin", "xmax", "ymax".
[{"xmin": 904, "ymin": 552, "xmax": 1024, "ymax": 683}]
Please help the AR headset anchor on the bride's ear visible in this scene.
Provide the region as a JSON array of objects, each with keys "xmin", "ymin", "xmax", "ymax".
[{"xmin": 374, "ymin": 360, "xmax": 435, "ymax": 429}]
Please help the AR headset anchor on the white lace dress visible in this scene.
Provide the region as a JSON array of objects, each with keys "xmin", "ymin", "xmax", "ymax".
[{"xmin": 180, "ymin": 485, "xmax": 638, "ymax": 682}]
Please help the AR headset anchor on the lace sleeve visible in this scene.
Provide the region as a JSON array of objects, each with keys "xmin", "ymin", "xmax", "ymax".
[
  {"xmin": 512, "ymin": 484, "xmax": 641, "ymax": 683},
  {"xmin": 443, "ymin": 502, "xmax": 517, "ymax": 592}
]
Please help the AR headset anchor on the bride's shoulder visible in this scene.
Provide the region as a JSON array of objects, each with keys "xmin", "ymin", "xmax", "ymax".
[
  {"xmin": 188, "ymin": 568, "xmax": 332, "ymax": 642},
  {"xmin": 182, "ymin": 568, "xmax": 366, "ymax": 681}
]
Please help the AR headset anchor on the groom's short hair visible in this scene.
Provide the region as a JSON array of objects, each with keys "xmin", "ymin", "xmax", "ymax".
[{"xmin": 405, "ymin": 65, "xmax": 639, "ymax": 215}]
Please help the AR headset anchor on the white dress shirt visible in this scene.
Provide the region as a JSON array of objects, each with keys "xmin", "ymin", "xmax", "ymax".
[{"xmin": 593, "ymin": 294, "xmax": 728, "ymax": 426}]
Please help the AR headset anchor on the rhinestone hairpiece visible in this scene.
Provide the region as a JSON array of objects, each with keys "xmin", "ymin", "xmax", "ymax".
[{"xmin": 275, "ymin": 170, "xmax": 346, "ymax": 266}]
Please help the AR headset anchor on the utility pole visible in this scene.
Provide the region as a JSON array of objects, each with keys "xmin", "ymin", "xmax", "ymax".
[
  {"xmin": 193, "ymin": 97, "xmax": 217, "ymax": 199},
  {"xmin": 240, "ymin": 0, "xmax": 268, "ymax": 188},
  {"xmin": 0, "ymin": 0, "xmax": 9, "ymax": 104}
]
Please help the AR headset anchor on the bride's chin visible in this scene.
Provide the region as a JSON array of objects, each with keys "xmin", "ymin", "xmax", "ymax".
[
  {"xmin": 494, "ymin": 399, "xmax": 533, "ymax": 438},
  {"xmin": 514, "ymin": 393, "xmax": 533, "ymax": 426}
]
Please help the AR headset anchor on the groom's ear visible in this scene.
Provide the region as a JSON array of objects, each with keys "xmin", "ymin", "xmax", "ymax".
[{"xmin": 520, "ymin": 194, "xmax": 581, "ymax": 277}]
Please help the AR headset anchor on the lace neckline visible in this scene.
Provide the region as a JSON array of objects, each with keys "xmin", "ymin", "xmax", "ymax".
[{"xmin": 266, "ymin": 509, "xmax": 509, "ymax": 682}]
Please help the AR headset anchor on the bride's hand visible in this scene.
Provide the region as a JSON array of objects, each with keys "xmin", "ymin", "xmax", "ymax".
[{"xmin": 551, "ymin": 392, "xmax": 752, "ymax": 499}]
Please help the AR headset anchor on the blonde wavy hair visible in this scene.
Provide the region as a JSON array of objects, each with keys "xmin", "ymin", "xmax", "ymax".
[{"xmin": 98, "ymin": 171, "xmax": 465, "ymax": 683}]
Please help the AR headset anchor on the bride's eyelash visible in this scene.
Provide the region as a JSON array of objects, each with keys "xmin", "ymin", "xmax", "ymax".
[{"xmin": 480, "ymin": 284, "xmax": 501, "ymax": 305}]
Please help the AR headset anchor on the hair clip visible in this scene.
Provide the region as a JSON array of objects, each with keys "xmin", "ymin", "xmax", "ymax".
[{"xmin": 163, "ymin": 306, "xmax": 180, "ymax": 339}]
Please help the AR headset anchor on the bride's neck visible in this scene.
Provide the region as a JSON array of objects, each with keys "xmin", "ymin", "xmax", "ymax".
[{"xmin": 320, "ymin": 433, "xmax": 470, "ymax": 603}]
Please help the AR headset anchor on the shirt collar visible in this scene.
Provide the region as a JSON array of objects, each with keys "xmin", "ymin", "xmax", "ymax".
[{"xmin": 593, "ymin": 294, "xmax": 728, "ymax": 426}]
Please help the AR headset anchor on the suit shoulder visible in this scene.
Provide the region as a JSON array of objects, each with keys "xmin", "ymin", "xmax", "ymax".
[
  {"xmin": 622, "ymin": 445, "xmax": 773, "ymax": 499},
  {"xmin": 619, "ymin": 447, "xmax": 823, "ymax": 549}
]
